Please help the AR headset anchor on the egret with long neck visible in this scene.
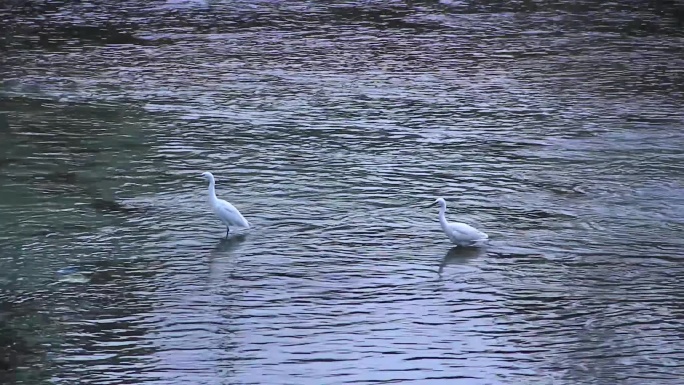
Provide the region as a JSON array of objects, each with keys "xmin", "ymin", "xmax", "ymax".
[
  {"xmin": 202, "ymin": 171, "xmax": 250, "ymax": 237},
  {"xmin": 429, "ymin": 197, "xmax": 488, "ymax": 246}
]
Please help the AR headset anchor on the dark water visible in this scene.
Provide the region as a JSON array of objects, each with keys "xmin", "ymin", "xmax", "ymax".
[{"xmin": 1, "ymin": 1, "xmax": 684, "ymax": 384}]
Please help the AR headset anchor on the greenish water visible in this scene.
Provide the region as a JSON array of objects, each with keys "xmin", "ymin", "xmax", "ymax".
[{"xmin": 1, "ymin": 1, "xmax": 684, "ymax": 384}]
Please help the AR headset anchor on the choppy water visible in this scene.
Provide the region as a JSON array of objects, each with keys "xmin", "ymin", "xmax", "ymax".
[{"xmin": 1, "ymin": 1, "xmax": 684, "ymax": 384}]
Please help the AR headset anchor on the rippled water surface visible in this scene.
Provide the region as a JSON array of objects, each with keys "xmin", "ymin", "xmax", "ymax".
[{"xmin": 1, "ymin": 1, "xmax": 684, "ymax": 384}]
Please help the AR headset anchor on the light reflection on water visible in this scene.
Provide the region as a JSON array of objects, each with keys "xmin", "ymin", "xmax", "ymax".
[{"xmin": 1, "ymin": 1, "xmax": 684, "ymax": 384}]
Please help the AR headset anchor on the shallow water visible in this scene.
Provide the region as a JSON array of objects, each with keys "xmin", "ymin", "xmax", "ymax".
[{"xmin": 1, "ymin": 1, "xmax": 684, "ymax": 384}]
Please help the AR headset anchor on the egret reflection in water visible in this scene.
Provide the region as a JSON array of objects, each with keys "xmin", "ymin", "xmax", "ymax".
[
  {"xmin": 438, "ymin": 246, "xmax": 488, "ymax": 276},
  {"xmin": 214, "ymin": 233, "xmax": 248, "ymax": 252}
]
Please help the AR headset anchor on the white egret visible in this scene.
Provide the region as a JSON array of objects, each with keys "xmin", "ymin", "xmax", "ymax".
[
  {"xmin": 429, "ymin": 197, "xmax": 488, "ymax": 246},
  {"xmin": 201, "ymin": 172, "xmax": 250, "ymax": 237}
]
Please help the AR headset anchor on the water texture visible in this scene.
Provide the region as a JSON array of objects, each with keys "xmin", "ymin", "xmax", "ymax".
[{"xmin": 1, "ymin": 1, "xmax": 683, "ymax": 384}]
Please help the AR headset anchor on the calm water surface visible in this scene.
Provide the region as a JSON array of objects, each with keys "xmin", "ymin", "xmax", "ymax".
[{"xmin": 1, "ymin": 1, "xmax": 684, "ymax": 384}]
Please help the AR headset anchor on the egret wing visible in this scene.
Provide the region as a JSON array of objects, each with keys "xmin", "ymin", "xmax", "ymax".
[
  {"xmin": 449, "ymin": 222, "xmax": 488, "ymax": 240},
  {"xmin": 215, "ymin": 199, "xmax": 250, "ymax": 228}
]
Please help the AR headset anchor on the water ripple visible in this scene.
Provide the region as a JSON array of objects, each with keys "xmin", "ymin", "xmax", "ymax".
[{"xmin": 1, "ymin": 1, "xmax": 684, "ymax": 385}]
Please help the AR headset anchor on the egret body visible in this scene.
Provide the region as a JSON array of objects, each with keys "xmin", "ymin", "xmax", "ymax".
[
  {"xmin": 202, "ymin": 171, "xmax": 250, "ymax": 237},
  {"xmin": 430, "ymin": 197, "xmax": 488, "ymax": 246}
]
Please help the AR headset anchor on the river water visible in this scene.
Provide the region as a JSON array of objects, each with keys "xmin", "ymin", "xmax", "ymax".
[{"xmin": 1, "ymin": 1, "xmax": 684, "ymax": 384}]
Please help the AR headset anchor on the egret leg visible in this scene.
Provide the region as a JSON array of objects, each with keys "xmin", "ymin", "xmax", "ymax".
[{"xmin": 225, "ymin": 226, "xmax": 230, "ymax": 238}]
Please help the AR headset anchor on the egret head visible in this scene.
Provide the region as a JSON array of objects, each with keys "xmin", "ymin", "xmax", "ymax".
[
  {"xmin": 201, "ymin": 172, "xmax": 214, "ymax": 181},
  {"xmin": 429, "ymin": 197, "xmax": 447, "ymax": 207}
]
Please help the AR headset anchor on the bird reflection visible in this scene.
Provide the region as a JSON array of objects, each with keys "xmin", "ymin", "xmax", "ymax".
[
  {"xmin": 438, "ymin": 246, "xmax": 487, "ymax": 276},
  {"xmin": 214, "ymin": 233, "xmax": 247, "ymax": 252}
]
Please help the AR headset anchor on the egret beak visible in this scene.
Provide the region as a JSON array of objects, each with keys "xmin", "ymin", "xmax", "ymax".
[{"xmin": 426, "ymin": 200, "xmax": 438, "ymax": 208}]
